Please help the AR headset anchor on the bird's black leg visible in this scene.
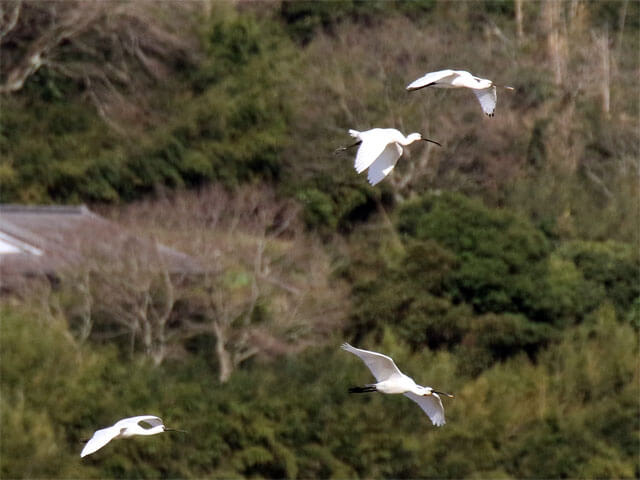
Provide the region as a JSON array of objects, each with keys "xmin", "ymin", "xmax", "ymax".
[
  {"xmin": 334, "ymin": 140, "xmax": 362, "ymax": 155},
  {"xmin": 348, "ymin": 384, "xmax": 377, "ymax": 393}
]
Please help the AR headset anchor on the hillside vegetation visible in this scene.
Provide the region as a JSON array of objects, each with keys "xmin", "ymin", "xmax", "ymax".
[{"xmin": 1, "ymin": 1, "xmax": 638, "ymax": 478}]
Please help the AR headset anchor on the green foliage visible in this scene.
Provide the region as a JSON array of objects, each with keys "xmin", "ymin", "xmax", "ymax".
[
  {"xmin": 2, "ymin": 2, "xmax": 639, "ymax": 477},
  {"xmin": 588, "ymin": 0, "xmax": 640, "ymax": 31},
  {"xmin": 555, "ymin": 240, "xmax": 640, "ymax": 317},
  {"xmin": 397, "ymin": 192, "xmax": 552, "ymax": 317},
  {"xmin": 348, "ymin": 191, "xmax": 637, "ymax": 377},
  {"xmin": 2, "ymin": 303, "xmax": 637, "ymax": 478},
  {"xmin": 460, "ymin": 313, "xmax": 558, "ymax": 375},
  {"xmin": 278, "ymin": 0, "xmax": 436, "ymax": 44},
  {"xmin": 0, "ymin": 9, "xmax": 292, "ymax": 204}
]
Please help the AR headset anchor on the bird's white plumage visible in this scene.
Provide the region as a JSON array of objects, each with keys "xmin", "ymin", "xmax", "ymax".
[
  {"xmin": 406, "ymin": 69, "xmax": 459, "ymax": 90},
  {"xmin": 80, "ymin": 426, "xmax": 122, "ymax": 458},
  {"xmin": 341, "ymin": 343, "xmax": 403, "ymax": 382},
  {"xmin": 346, "ymin": 128, "xmax": 436, "ymax": 186},
  {"xmin": 407, "ymin": 69, "xmax": 508, "ymax": 116},
  {"xmin": 80, "ymin": 415, "xmax": 166, "ymax": 458},
  {"xmin": 404, "ymin": 392, "xmax": 446, "ymax": 427},
  {"xmin": 473, "ymin": 86, "xmax": 497, "ymax": 116},
  {"xmin": 120, "ymin": 415, "xmax": 164, "ymax": 429},
  {"xmin": 342, "ymin": 343, "xmax": 450, "ymax": 426},
  {"xmin": 352, "ymin": 130, "xmax": 397, "ymax": 175},
  {"xmin": 366, "ymin": 142, "xmax": 403, "ymax": 186}
]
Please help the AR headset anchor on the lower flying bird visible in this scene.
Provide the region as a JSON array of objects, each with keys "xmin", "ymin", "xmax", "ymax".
[
  {"xmin": 80, "ymin": 415, "xmax": 185, "ymax": 457},
  {"xmin": 406, "ymin": 69, "xmax": 514, "ymax": 117},
  {"xmin": 335, "ymin": 128, "xmax": 441, "ymax": 186},
  {"xmin": 342, "ymin": 343, "xmax": 453, "ymax": 426}
]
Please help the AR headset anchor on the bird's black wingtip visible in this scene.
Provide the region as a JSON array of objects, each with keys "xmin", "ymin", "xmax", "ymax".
[
  {"xmin": 406, "ymin": 82, "xmax": 435, "ymax": 92},
  {"xmin": 349, "ymin": 385, "xmax": 377, "ymax": 393}
]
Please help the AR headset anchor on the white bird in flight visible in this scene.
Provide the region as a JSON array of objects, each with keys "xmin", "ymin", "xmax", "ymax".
[
  {"xmin": 406, "ymin": 69, "xmax": 514, "ymax": 117},
  {"xmin": 342, "ymin": 343, "xmax": 453, "ymax": 426},
  {"xmin": 335, "ymin": 128, "xmax": 441, "ymax": 186},
  {"xmin": 80, "ymin": 415, "xmax": 184, "ymax": 457}
]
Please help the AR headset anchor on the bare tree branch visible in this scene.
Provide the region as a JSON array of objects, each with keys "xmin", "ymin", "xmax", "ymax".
[
  {"xmin": 0, "ymin": 0, "xmax": 21, "ymax": 40},
  {"xmin": 118, "ymin": 185, "xmax": 348, "ymax": 382},
  {"xmin": 0, "ymin": 1, "xmax": 199, "ymax": 125}
]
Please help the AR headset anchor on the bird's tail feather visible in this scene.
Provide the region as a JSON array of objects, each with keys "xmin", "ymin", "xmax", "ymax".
[
  {"xmin": 348, "ymin": 385, "xmax": 377, "ymax": 393},
  {"xmin": 348, "ymin": 129, "xmax": 360, "ymax": 138}
]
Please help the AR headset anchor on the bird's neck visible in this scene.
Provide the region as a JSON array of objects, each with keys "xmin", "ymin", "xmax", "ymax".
[
  {"xmin": 402, "ymin": 133, "xmax": 421, "ymax": 145},
  {"xmin": 135, "ymin": 426, "xmax": 165, "ymax": 436},
  {"xmin": 412, "ymin": 385, "xmax": 430, "ymax": 396}
]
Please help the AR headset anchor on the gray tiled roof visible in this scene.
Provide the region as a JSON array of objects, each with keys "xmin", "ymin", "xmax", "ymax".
[{"xmin": 0, "ymin": 205, "xmax": 201, "ymax": 282}]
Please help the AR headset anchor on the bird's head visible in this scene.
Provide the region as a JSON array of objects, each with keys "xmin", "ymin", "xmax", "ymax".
[
  {"xmin": 418, "ymin": 386, "xmax": 433, "ymax": 396},
  {"xmin": 406, "ymin": 132, "xmax": 423, "ymax": 144},
  {"xmin": 475, "ymin": 78, "xmax": 493, "ymax": 89},
  {"xmin": 420, "ymin": 386, "xmax": 455, "ymax": 398},
  {"xmin": 407, "ymin": 133, "xmax": 442, "ymax": 147}
]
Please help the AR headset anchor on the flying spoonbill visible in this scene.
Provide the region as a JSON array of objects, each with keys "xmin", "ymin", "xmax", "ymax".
[
  {"xmin": 80, "ymin": 415, "xmax": 185, "ymax": 457},
  {"xmin": 335, "ymin": 128, "xmax": 441, "ymax": 186},
  {"xmin": 342, "ymin": 343, "xmax": 453, "ymax": 426},
  {"xmin": 407, "ymin": 69, "xmax": 514, "ymax": 117}
]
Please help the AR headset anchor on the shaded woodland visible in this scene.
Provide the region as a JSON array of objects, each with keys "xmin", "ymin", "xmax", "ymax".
[{"xmin": 1, "ymin": 1, "xmax": 638, "ymax": 478}]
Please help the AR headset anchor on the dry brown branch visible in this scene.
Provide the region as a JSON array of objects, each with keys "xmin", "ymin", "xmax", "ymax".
[
  {"xmin": 0, "ymin": 1, "xmax": 199, "ymax": 125},
  {"xmin": 514, "ymin": 0, "xmax": 523, "ymax": 42},
  {"xmin": 117, "ymin": 185, "xmax": 348, "ymax": 382},
  {"xmin": 0, "ymin": 0, "xmax": 21, "ymax": 40}
]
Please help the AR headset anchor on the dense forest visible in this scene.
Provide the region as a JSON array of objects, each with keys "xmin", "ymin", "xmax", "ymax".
[{"xmin": 1, "ymin": 1, "xmax": 638, "ymax": 478}]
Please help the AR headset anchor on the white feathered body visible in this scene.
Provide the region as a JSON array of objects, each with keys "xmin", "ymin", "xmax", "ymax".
[
  {"xmin": 407, "ymin": 69, "xmax": 493, "ymax": 90},
  {"xmin": 406, "ymin": 69, "xmax": 501, "ymax": 116},
  {"xmin": 80, "ymin": 415, "xmax": 166, "ymax": 457},
  {"xmin": 374, "ymin": 374, "xmax": 418, "ymax": 394},
  {"xmin": 348, "ymin": 128, "xmax": 422, "ymax": 186},
  {"xmin": 341, "ymin": 343, "xmax": 448, "ymax": 426}
]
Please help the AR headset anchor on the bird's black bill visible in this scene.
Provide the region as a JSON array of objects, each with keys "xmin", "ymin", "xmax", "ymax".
[
  {"xmin": 334, "ymin": 140, "xmax": 362, "ymax": 155},
  {"xmin": 434, "ymin": 390, "xmax": 455, "ymax": 398},
  {"xmin": 165, "ymin": 428, "xmax": 188, "ymax": 434},
  {"xmin": 348, "ymin": 385, "xmax": 377, "ymax": 393},
  {"xmin": 421, "ymin": 138, "xmax": 442, "ymax": 147}
]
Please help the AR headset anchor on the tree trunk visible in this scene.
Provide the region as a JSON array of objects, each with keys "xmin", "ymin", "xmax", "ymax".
[
  {"xmin": 514, "ymin": 0, "xmax": 523, "ymax": 43},
  {"xmin": 77, "ymin": 270, "xmax": 93, "ymax": 343},
  {"xmin": 599, "ymin": 28, "xmax": 610, "ymax": 117},
  {"xmin": 542, "ymin": 0, "xmax": 564, "ymax": 86},
  {"xmin": 213, "ymin": 322, "xmax": 233, "ymax": 383}
]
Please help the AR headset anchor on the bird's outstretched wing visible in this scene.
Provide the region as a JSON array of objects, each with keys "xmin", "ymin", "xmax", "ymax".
[
  {"xmin": 404, "ymin": 392, "xmax": 446, "ymax": 426},
  {"xmin": 406, "ymin": 69, "xmax": 458, "ymax": 90},
  {"xmin": 119, "ymin": 415, "xmax": 164, "ymax": 429},
  {"xmin": 80, "ymin": 426, "xmax": 120, "ymax": 457},
  {"xmin": 342, "ymin": 343, "xmax": 404, "ymax": 382},
  {"xmin": 473, "ymin": 86, "xmax": 497, "ymax": 116},
  {"xmin": 367, "ymin": 143, "xmax": 403, "ymax": 186},
  {"xmin": 354, "ymin": 134, "xmax": 394, "ymax": 175}
]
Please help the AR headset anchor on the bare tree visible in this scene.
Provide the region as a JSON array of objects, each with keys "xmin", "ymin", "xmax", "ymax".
[
  {"xmin": 84, "ymin": 236, "xmax": 187, "ymax": 366},
  {"xmin": 598, "ymin": 27, "xmax": 611, "ymax": 117},
  {"xmin": 541, "ymin": 0, "xmax": 566, "ymax": 87},
  {"xmin": 0, "ymin": 1, "xmax": 199, "ymax": 126},
  {"xmin": 514, "ymin": 0, "xmax": 524, "ymax": 43},
  {"xmin": 119, "ymin": 186, "xmax": 347, "ymax": 382}
]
